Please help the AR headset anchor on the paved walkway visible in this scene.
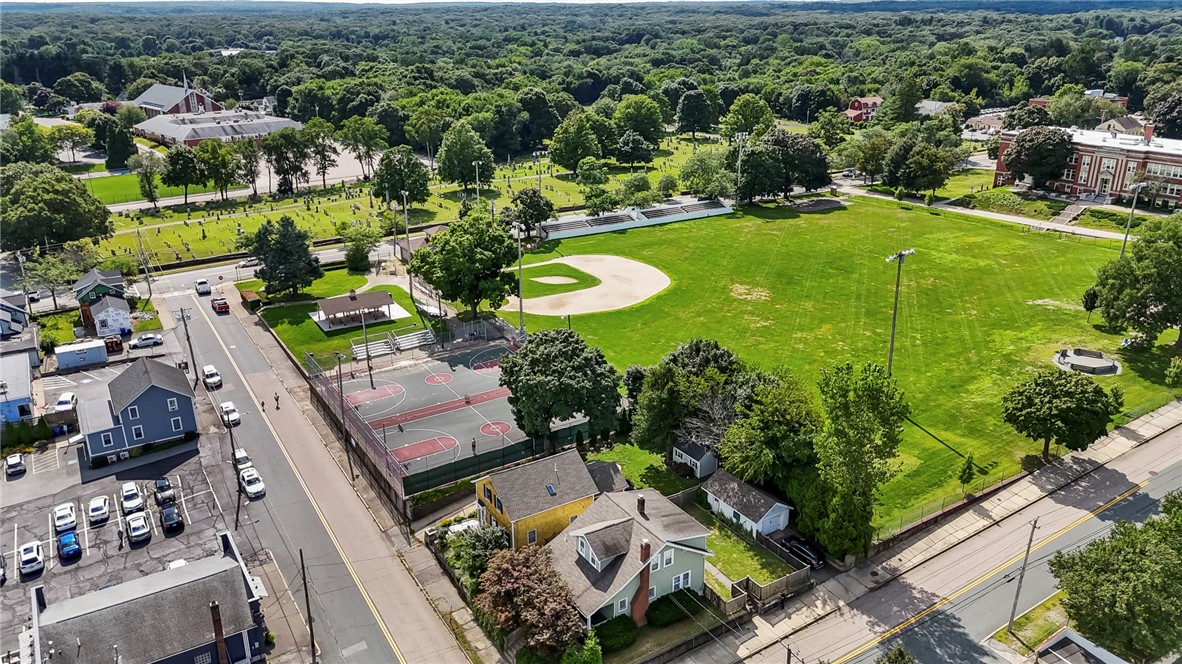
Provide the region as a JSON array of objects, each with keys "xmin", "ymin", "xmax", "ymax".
[
  {"xmin": 681, "ymin": 398, "xmax": 1182, "ymax": 663},
  {"xmin": 835, "ymin": 183, "xmax": 1129, "ymax": 240}
]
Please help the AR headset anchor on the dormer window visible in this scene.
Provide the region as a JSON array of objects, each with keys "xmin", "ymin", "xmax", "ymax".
[{"xmin": 578, "ymin": 538, "xmax": 586, "ymax": 555}]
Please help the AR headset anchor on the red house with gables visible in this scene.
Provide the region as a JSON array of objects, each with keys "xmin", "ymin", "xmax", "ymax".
[{"xmin": 844, "ymin": 96, "xmax": 883, "ymax": 123}]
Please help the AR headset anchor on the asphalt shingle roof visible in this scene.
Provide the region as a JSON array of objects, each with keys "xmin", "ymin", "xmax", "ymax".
[
  {"xmin": 132, "ymin": 83, "xmax": 212, "ymax": 111},
  {"xmin": 550, "ymin": 491, "xmax": 710, "ymax": 616},
  {"xmin": 108, "ymin": 358, "xmax": 194, "ymax": 414},
  {"xmin": 673, "ymin": 440, "xmax": 712, "ymax": 461},
  {"xmin": 585, "ymin": 460, "xmax": 627, "ymax": 494},
  {"xmin": 71, "ymin": 269, "xmax": 124, "ymax": 296},
  {"xmin": 90, "ymin": 294, "xmax": 130, "ymax": 316},
  {"xmin": 703, "ymin": 468, "xmax": 785, "ymax": 523},
  {"xmin": 37, "ymin": 555, "xmax": 254, "ymax": 664},
  {"xmin": 484, "ymin": 449, "xmax": 599, "ymax": 522},
  {"xmin": 134, "ymin": 110, "xmax": 302, "ymax": 144}
]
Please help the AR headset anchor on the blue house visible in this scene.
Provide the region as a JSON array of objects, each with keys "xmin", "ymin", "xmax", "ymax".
[
  {"xmin": 0, "ymin": 353, "xmax": 34, "ymax": 423},
  {"xmin": 0, "ymin": 291, "xmax": 30, "ymax": 340},
  {"xmin": 30, "ymin": 531, "xmax": 268, "ymax": 664},
  {"xmin": 79, "ymin": 358, "xmax": 197, "ymax": 460}
]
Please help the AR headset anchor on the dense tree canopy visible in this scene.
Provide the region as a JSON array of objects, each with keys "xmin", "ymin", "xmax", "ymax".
[
  {"xmin": 1092, "ymin": 217, "xmax": 1182, "ymax": 348},
  {"xmin": 0, "ymin": 162, "xmax": 112, "ymax": 249},
  {"xmin": 1002, "ymin": 368, "xmax": 1122, "ymax": 460},
  {"xmin": 409, "ymin": 213, "xmax": 517, "ymax": 317}
]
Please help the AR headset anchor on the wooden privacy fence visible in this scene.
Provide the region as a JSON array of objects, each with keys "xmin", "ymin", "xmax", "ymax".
[{"xmin": 702, "ymin": 583, "xmax": 748, "ymax": 618}]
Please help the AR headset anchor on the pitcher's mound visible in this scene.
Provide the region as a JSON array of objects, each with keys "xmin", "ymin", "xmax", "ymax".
[{"xmin": 504, "ymin": 254, "xmax": 670, "ymax": 315}]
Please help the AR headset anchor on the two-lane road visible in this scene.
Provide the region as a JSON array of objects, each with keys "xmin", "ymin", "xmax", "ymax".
[{"xmin": 730, "ymin": 424, "xmax": 1182, "ymax": 664}]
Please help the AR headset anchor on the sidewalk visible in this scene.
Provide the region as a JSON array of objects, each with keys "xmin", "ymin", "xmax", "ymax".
[
  {"xmin": 686, "ymin": 398, "xmax": 1182, "ymax": 662},
  {"xmin": 228, "ymin": 294, "xmax": 495, "ymax": 663},
  {"xmin": 253, "ymin": 557, "xmax": 315, "ymax": 664}
]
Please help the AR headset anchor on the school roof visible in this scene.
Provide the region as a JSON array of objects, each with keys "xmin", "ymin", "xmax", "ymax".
[
  {"xmin": 481, "ymin": 449, "xmax": 599, "ymax": 521},
  {"xmin": 134, "ymin": 109, "xmax": 302, "ymax": 144},
  {"xmin": 703, "ymin": 468, "xmax": 787, "ymax": 523},
  {"xmin": 108, "ymin": 358, "xmax": 193, "ymax": 413}
]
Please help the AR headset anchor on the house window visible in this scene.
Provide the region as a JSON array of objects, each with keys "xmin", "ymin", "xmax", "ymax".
[
  {"xmin": 650, "ymin": 558, "xmax": 659, "ymax": 572},
  {"xmin": 663, "ymin": 549, "xmax": 674, "ymax": 567},
  {"xmin": 1067, "ymin": 154, "xmax": 1078, "ymax": 165},
  {"xmin": 101, "ymin": 432, "xmax": 114, "ymax": 447},
  {"xmin": 617, "ymin": 597, "xmax": 629, "ymax": 614},
  {"xmin": 1062, "ymin": 169, "xmax": 1075, "ymax": 181},
  {"xmin": 127, "ymin": 406, "xmax": 139, "ymax": 420},
  {"xmin": 483, "ymin": 486, "xmax": 492, "ymax": 501},
  {"xmin": 131, "ymin": 426, "xmax": 144, "ymax": 440},
  {"xmin": 167, "ymin": 398, "xmax": 178, "ymax": 411},
  {"xmin": 672, "ymin": 571, "xmax": 691, "ymax": 592},
  {"xmin": 171, "ymin": 417, "xmax": 183, "ymax": 432},
  {"xmin": 495, "ymin": 497, "xmax": 503, "ymax": 513},
  {"xmin": 527, "ymin": 529, "xmax": 537, "ymax": 545},
  {"xmin": 648, "ymin": 586, "xmax": 656, "ymax": 600},
  {"xmin": 193, "ymin": 653, "xmax": 213, "ymax": 664},
  {"xmin": 578, "ymin": 538, "xmax": 586, "ymax": 555}
]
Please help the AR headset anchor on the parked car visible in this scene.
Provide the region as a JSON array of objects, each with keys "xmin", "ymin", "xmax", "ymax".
[
  {"xmin": 211, "ymin": 297, "xmax": 230, "ymax": 313},
  {"xmin": 130, "ymin": 333, "xmax": 164, "ymax": 348},
  {"xmin": 160, "ymin": 504, "xmax": 184, "ymax": 531},
  {"xmin": 5, "ymin": 453, "xmax": 25, "ymax": 476},
  {"xmin": 202, "ymin": 364, "xmax": 223, "ymax": 389},
  {"xmin": 232, "ymin": 448, "xmax": 253, "ymax": 472},
  {"xmin": 237, "ymin": 257, "xmax": 261, "ymax": 268},
  {"xmin": 54, "ymin": 392, "xmax": 78, "ymax": 413},
  {"xmin": 780, "ymin": 535, "xmax": 825, "ymax": 570},
  {"xmin": 57, "ymin": 531, "xmax": 81, "ymax": 559},
  {"xmin": 120, "ymin": 482, "xmax": 144, "ymax": 514},
  {"xmin": 53, "ymin": 503, "xmax": 77, "ymax": 532},
  {"xmin": 19, "ymin": 542, "xmax": 44, "ymax": 575},
  {"xmin": 25, "ymin": 290, "xmax": 40, "ymax": 302},
  {"xmin": 154, "ymin": 477, "xmax": 176, "ymax": 505},
  {"xmin": 88, "ymin": 496, "xmax": 110, "ymax": 524},
  {"xmin": 220, "ymin": 401, "xmax": 241, "ymax": 426},
  {"xmin": 126, "ymin": 513, "xmax": 151, "ymax": 543},
  {"xmin": 239, "ymin": 467, "xmax": 266, "ymax": 498},
  {"xmin": 194, "ymin": 279, "xmax": 211, "ymax": 295}
]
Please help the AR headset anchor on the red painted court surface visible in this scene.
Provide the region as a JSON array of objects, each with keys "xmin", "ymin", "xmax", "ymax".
[
  {"xmin": 472, "ymin": 359, "xmax": 500, "ymax": 374},
  {"xmin": 368, "ymin": 387, "xmax": 511, "ymax": 429},
  {"xmin": 480, "ymin": 421, "xmax": 512, "ymax": 436},
  {"xmin": 425, "ymin": 373, "xmax": 453, "ymax": 385},
  {"xmin": 345, "ymin": 384, "xmax": 405, "ymax": 406},
  {"xmin": 392, "ymin": 436, "xmax": 458, "ymax": 462}
]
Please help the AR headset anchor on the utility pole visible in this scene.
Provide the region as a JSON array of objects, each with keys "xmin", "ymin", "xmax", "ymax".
[
  {"xmin": 178, "ymin": 308, "xmax": 199, "ymax": 387},
  {"xmin": 301, "ymin": 549, "xmax": 317, "ymax": 663},
  {"xmin": 336, "ymin": 352, "xmax": 355, "ymax": 481},
  {"xmin": 473, "ymin": 160, "xmax": 483, "ymax": 205},
  {"xmin": 1007, "ymin": 517, "xmax": 1040, "ymax": 637},
  {"xmin": 135, "ymin": 230, "xmax": 154, "ymax": 299},
  {"xmin": 885, "ymin": 249, "xmax": 916, "ymax": 378},
  {"xmin": 1120, "ymin": 181, "xmax": 1148, "ymax": 259},
  {"xmin": 516, "ymin": 226, "xmax": 525, "ymax": 333}
]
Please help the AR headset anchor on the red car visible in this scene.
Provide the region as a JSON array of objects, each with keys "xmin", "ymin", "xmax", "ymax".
[{"xmin": 211, "ymin": 297, "xmax": 230, "ymax": 314}]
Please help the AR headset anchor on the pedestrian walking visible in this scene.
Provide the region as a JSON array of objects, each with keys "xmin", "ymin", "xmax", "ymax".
[
  {"xmin": 260, "ymin": 400, "xmax": 265, "ymax": 411},
  {"xmin": 274, "ymin": 392, "xmax": 280, "ymax": 410}
]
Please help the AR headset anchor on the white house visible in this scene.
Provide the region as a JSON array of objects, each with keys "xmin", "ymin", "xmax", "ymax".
[
  {"xmin": 671, "ymin": 440, "xmax": 718, "ymax": 479},
  {"xmin": 703, "ymin": 468, "xmax": 791, "ymax": 538},
  {"xmin": 91, "ymin": 295, "xmax": 132, "ymax": 336}
]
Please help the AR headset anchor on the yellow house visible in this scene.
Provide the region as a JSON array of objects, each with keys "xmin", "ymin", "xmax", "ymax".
[{"xmin": 474, "ymin": 449, "xmax": 601, "ymax": 549}]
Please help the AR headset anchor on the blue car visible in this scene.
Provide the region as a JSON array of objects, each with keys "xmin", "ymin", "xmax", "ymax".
[{"xmin": 58, "ymin": 531, "xmax": 81, "ymax": 559}]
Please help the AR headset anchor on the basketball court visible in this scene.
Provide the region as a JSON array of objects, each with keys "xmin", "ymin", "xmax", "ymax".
[{"xmin": 338, "ymin": 342, "xmax": 526, "ymax": 474}]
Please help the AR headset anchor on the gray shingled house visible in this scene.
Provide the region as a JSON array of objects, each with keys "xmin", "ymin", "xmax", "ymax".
[
  {"xmin": 548, "ymin": 491, "xmax": 711, "ymax": 628},
  {"xmin": 703, "ymin": 468, "xmax": 791, "ymax": 538},
  {"xmin": 80, "ymin": 358, "xmax": 197, "ymax": 460}
]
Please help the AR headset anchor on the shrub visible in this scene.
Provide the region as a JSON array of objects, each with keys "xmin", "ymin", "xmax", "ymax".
[
  {"xmin": 90, "ymin": 454, "xmax": 109, "ymax": 469},
  {"xmin": 516, "ymin": 647, "xmax": 546, "ymax": 664},
  {"xmin": 597, "ymin": 615, "xmax": 638, "ymax": 653},
  {"xmin": 893, "ymin": 186, "xmax": 906, "ymax": 201},
  {"xmin": 16, "ymin": 420, "xmax": 33, "ymax": 446},
  {"xmin": 264, "ymin": 631, "xmax": 276, "ymax": 646},
  {"xmin": 645, "ymin": 590, "xmax": 701, "ymax": 627},
  {"xmin": 924, "ymin": 192, "xmax": 936, "ymax": 206},
  {"xmin": 33, "ymin": 418, "xmax": 52, "ymax": 442},
  {"xmin": 1165, "ymin": 356, "xmax": 1182, "ymax": 391}
]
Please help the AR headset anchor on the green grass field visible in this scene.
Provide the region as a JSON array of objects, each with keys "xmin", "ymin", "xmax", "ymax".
[
  {"xmin": 935, "ymin": 169, "xmax": 996, "ymax": 199},
  {"xmin": 236, "ymin": 268, "xmax": 368, "ymax": 302},
  {"xmin": 587, "ymin": 443, "xmax": 699, "ymax": 495},
  {"xmin": 84, "ymin": 173, "xmax": 225, "ymax": 205},
  {"xmin": 951, "ymin": 190, "xmax": 1070, "ymax": 220},
  {"xmin": 1073, "ymin": 207, "xmax": 1163, "ymax": 232},
  {"xmin": 518, "ymin": 262, "xmax": 601, "ymax": 298},
  {"xmin": 503, "ymin": 196, "xmax": 1179, "ymax": 528}
]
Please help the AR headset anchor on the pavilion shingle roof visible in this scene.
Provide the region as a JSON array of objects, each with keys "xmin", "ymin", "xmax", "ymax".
[{"xmin": 317, "ymin": 291, "xmax": 393, "ymax": 318}]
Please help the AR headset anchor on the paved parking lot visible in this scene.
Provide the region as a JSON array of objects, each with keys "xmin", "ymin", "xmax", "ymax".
[{"xmin": 0, "ymin": 447, "xmax": 239, "ymax": 651}]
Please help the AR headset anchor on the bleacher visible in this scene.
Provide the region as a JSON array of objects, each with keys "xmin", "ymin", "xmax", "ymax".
[
  {"xmin": 638, "ymin": 206, "xmax": 684, "ymax": 219},
  {"xmin": 681, "ymin": 199, "xmax": 726, "ymax": 212},
  {"xmin": 544, "ymin": 218, "xmax": 591, "ymax": 233},
  {"xmin": 586, "ymin": 213, "xmax": 633, "ymax": 227},
  {"xmin": 395, "ymin": 329, "xmax": 436, "ymax": 351},
  {"xmin": 541, "ymin": 199, "xmax": 731, "ymax": 240}
]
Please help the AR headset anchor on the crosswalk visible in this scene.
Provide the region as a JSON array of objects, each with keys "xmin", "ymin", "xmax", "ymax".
[{"xmin": 41, "ymin": 375, "xmax": 76, "ymax": 391}]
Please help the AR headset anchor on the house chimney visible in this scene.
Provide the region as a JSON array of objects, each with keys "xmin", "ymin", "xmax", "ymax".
[
  {"xmin": 637, "ymin": 493, "xmax": 645, "ymax": 516},
  {"xmin": 632, "ymin": 538, "xmax": 653, "ymax": 626},
  {"xmin": 1144, "ymin": 122, "xmax": 1155, "ymax": 144},
  {"xmin": 210, "ymin": 601, "xmax": 231, "ymax": 664},
  {"xmin": 640, "ymin": 538, "xmax": 651, "ymax": 563}
]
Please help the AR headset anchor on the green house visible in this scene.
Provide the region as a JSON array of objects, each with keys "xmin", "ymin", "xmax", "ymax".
[{"xmin": 72, "ymin": 269, "xmax": 125, "ymax": 304}]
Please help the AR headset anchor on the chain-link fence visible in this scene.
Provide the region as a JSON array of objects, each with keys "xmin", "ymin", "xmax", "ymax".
[{"xmin": 873, "ymin": 466, "xmax": 1026, "ymax": 543}]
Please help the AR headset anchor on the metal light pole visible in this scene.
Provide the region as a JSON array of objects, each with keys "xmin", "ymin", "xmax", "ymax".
[
  {"xmin": 1120, "ymin": 182, "xmax": 1148, "ymax": 259},
  {"xmin": 734, "ymin": 132, "xmax": 749, "ymax": 203},
  {"xmin": 335, "ymin": 352, "xmax": 355, "ymax": 482},
  {"xmin": 516, "ymin": 225, "xmax": 525, "ymax": 333},
  {"xmin": 533, "ymin": 150, "xmax": 547, "ymax": 190},
  {"xmin": 472, "ymin": 160, "xmax": 483, "ymax": 205},
  {"xmin": 885, "ymin": 249, "xmax": 916, "ymax": 378},
  {"xmin": 401, "ymin": 189, "xmax": 410, "ymax": 250},
  {"xmin": 359, "ymin": 301, "xmax": 375, "ymax": 389}
]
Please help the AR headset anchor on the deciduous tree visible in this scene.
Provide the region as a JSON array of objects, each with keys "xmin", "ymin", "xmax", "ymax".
[
  {"xmin": 337, "ymin": 115, "xmax": 388, "ymax": 179},
  {"xmin": 613, "ymin": 94, "xmax": 665, "ymax": 146},
  {"xmin": 807, "ymin": 109, "xmax": 853, "ymax": 150},
  {"xmin": 1002, "ymin": 103, "xmax": 1052, "ymax": 130},
  {"xmin": 373, "ymin": 145, "xmax": 431, "ymax": 209},
  {"xmin": 500, "ymin": 328, "xmax": 620, "ymax": 450},
  {"xmin": 475, "ymin": 547, "xmax": 583, "ymax": 658},
  {"xmin": 162, "ymin": 145, "xmax": 206, "ymax": 205},
  {"xmin": 517, "ymin": 87, "xmax": 561, "ymax": 149},
  {"xmin": 104, "ymin": 125, "xmax": 136, "ymax": 170},
  {"xmin": 616, "ymin": 130, "xmax": 654, "ymax": 169},
  {"xmin": 262, "ymin": 127, "xmax": 311, "ymax": 196},
  {"xmin": 410, "ymin": 213, "xmax": 516, "ymax": 318},
  {"xmin": 127, "ymin": 151, "xmax": 165, "ymax": 209},
  {"xmin": 0, "ymin": 116, "xmax": 56, "ymax": 165},
  {"xmin": 957, "ymin": 453, "xmax": 975, "ymax": 495},
  {"xmin": 550, "ymin": 111, "xmax": 601, "ymax": 172},
  {"xmin": 28, "ymin": 252, "xmax": 82, "ymax": 310},
  {"xmin": 1000, "ymin": 125, "xmax": 1072, "ymax": 190},
  {"xmin": 1092, "ymin": 217, "xmax": 1182, "ymax": 348},
  {"xmin": 235, "ymin": 139, "xmax": 263, "ymax": 197},
  {"xmin": 905, "ymin": 143, "xmax": 956, "ymax": 196},
  {"xmin": 0, "ymin": 162, "xmax": 111, "ymax": 249},
  {"xmin": 253, "ymin": 215, "xmax": 325, "ymax": 298},
  {"xmin": 341, "ymin": 224, "xmax": 381, "ymax": 272},
  {"xmin": 114, "ymin": 104, "xmax": 146, "ymax": 130},
  {"xmin": 1002, "ymin": 368, "xmax": 1122, "ymax": 460},
  {"xmin": 508, "ymin": 188, "xmax": 554, "ymax": 238},
  {"xmin": 675, "ymin": 89, "xmax": 716, "ymax": 148},
  {"xmin": 719, "ymin": 370, "xmax": 823, "ymax": 487},
  {"xmin": 436, "ymin": 119, "xmax": 494, "ymax": 190},
  {"xmin": 52, "ymin": 72, "xmax": 105, "ymax": 103},
  {"xmin": 875, "ymin": 647, "xmax": 918, "ymax": 664},
  {"xmin": 301, "ymin": 117, "xmax": 339, "ymax": 190},
  {"xmin": 47, "ymin": 124, "xmax": 94, "ymax": 164},
  {"xmin": 195, "ymin": 139, "xmax": 239, "ymax": 201},
  {"xmin": 719, "ymin": 93, "xmax": 774, "ymax": 141},
  {"xmin": 447, "ymin": 523, "xmax": 508, "ymax": 592},
  {"xmin": 679, "ymin": 150, "xmax": 733, "ymax": 199},
  {"xmin": 1049, "ymin": 491, "xmax": 1182, "ymax": 664},
  {"xmin": 1152, "ymin": 92, "xmax": 1182, "ymax": 139}
]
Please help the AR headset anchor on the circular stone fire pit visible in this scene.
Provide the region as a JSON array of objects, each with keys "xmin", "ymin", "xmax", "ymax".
[{"xmin": 1051, "ymin": 348, "xmax": 1121, "ymax": 376}]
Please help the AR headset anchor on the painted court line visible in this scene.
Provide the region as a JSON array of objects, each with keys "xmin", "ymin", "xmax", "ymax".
[
  {"xmin": 391, "ymin": 436, "xmax": 458, "ymax": 462},
  {"xmin": 346, "ymin": 384, "xmax": 405, "ymax": 406},
  {"xmin": 367, "ymin": 387, "xmax": 510, "ymax": 429}
]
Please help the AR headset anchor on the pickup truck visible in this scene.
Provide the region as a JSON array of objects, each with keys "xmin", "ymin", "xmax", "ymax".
[
  {"xmin": 194, "ymin": 279, "xmax": 212, "ymax": 295},
  {"xmin": 211, "ymin": 297, "xmax": 230, "ymax": 313}
]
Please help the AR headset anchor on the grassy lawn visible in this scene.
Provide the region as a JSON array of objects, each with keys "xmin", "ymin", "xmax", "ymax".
[
  {"xmin": 502, "ymin": 196, "xmax": 1179, "ymax": 528},
  {"xmin": 84, "ymin": 172, "xmax": 223, "ymax": 205},
  {"xmin": 688, "ymin": 505, "xmax": 793, "ymax": 585},
  {"xmin": 61, "ymin": 162, "xmax": 106, "ymax": 175},
  {"xmin": 603, "ymin": 601, "xmax": 728, "ymax": 664},
  {"xmin": 132, "ymin": 298, "xmax": 162, "ymax": 332},
  {"xmin": 587, "ymin": 443, "xmax": 698, "ymax": 495},
  {"xmin": 236, "ymin": 268, "xmax": 368, "ymax": 302},
  {"xmin": 950, "ymin": 189, "xmax": 1070, "ymax": 220},
  {"xmin": 936, "ymin": 169, "xmax": 995, "ymax": 199},
  {"xmin": 258, "ymin": 282, "xmax": 437, "ymax": 362},
  {"xmin": 36, "ymin": 310, "xmax": 81, "ymax": 345},
  {"xmin": 992, "ymin": 592, "xmax": 1068, "ymax": 654},
  {"xmin": 1073, "ymin": 207, "xmax": 1162, "ymax": 233},
  {"xmin": 519, "ymin": 262, "xmax": 601, "ymax": 299},
  {"xmin": 774, "ymin": 119, "xmax": 810, "ymax": 134}
]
